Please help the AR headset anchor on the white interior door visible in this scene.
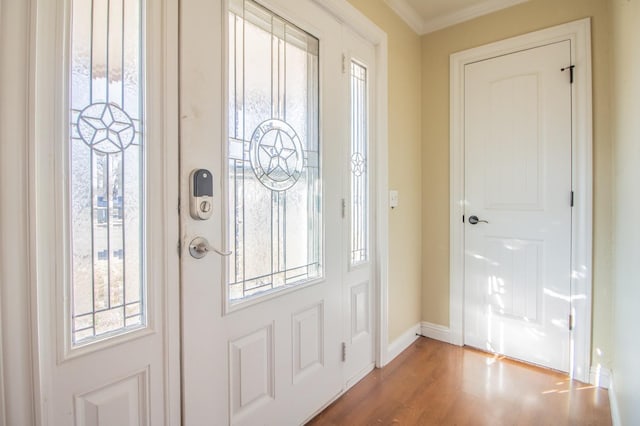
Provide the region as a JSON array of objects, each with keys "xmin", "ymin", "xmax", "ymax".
[
  {"xmin": 463, "ymin": 41, "xmax": 572, "ymax": 372},
  {"xmin": 180, "ymin": 0, "xmax": 348, "ymax": 424}
]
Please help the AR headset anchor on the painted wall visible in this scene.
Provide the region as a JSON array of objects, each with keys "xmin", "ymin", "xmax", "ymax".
[
  {"xmin": 347, "ymin": 0, "xmax": 423, "ymax": 341},
  {"xmin": 610, "ymin": 0, "xmax": 640, "ymax": 423},
  {"xmin": 420, "ymin": 0, "xmax": 613, "ymax": 370}
]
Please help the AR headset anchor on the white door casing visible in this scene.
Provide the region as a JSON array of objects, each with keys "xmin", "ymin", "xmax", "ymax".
[
  {"xmin": 450, "ymin": 18, "xmax": 593, "ymax": 381},
  {"xmin": 463, "ymin": 41, "xmax": 572, "ymax": 372},
  {"xmin": 0, "ymin": 1, "xmax": 6, "ymax": 422},
  {"xmin": 0, "ymin": 0, "xmax": 36, "ymax": 424},
  {"xmin": 180, "ymin": 0, "xmax": 346, "ymax": 424},
  {"xmin": 30, "ymin": 0, "xmax": 180, "ymax": 424}
]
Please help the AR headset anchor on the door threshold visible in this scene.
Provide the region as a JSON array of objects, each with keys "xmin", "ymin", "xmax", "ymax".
[{"xmin": 463, "ymin": 345, "xmax": 571, "ymax": 378}]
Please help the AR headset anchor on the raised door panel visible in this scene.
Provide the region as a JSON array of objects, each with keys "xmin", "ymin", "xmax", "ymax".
[
  {"xmin": 229, "ymin": 325, "xmax": 275, "ymax": 421},
  {"xmin": 75, "ymin": 370, "xmax": 148, "ymax": 426},
  {"xmin": 293, "ymin": 303, "xmax": 324, "ymax": 383},
  {"xmin": 485, "ymin": 74, "xmax": 542, "ymax": 210}
]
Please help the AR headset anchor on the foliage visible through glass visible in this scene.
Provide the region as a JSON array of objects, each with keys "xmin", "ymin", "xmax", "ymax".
[
  {"xmin": 350, "ymin": 61, "xmax": 368, "ymax": 265},
  {"xmin": 69, "ymin": 0, "xmax": 145, "ymax": 345},
  {"xmin": 227, "ymin": 0, "xmax": 321, "ymax": 302}
]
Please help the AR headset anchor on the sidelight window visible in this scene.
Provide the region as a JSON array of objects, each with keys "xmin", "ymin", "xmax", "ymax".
[
  {"xmin": 350, "ymin": 61, "xmax": 369, "ymax": 266},
  {"xmin": 69, "ymin": 0, "xmax": 145, "ymax": 345}
]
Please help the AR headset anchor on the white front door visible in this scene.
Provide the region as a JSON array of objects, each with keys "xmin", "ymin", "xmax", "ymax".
[
  {"xmin": 463, "ymin": 41, "xmax": 572, "ymax": 372},
  {"xmin": 180, "ymin": 0, "xmax": 350, "ymax": 423}
]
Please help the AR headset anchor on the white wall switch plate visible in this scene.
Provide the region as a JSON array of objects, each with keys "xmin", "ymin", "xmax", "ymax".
[{"xmin": 389, "ymin": 190, "xmax": 399, "ymax": 208}]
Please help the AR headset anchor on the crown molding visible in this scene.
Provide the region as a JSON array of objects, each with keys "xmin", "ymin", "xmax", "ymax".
[
  {"xmin": 383, "ymin": 0, "xmax": 424, "ymax": 34},
  {"xmin": 422, "ymin": 0, "xmax": 529, "ymax": 34},
  {"xmin": 384, "ymin": 0, "xmax": 530, "ymax": 35}
]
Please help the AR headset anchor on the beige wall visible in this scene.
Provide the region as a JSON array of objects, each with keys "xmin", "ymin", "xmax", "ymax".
[
  {"xmin": 347, "ymin": 0, "xmax": 423, "ymax": 341},
  {"xmin": 420, "ymin": 0, "xmax": 613, "ymax": 369},
  {"xmin": 610, "ymin": 0, "xmax": 640, "ymax": 423}
]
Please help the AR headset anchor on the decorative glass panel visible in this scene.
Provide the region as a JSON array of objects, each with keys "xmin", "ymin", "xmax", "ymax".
[
  {"xmin": 69, "ymin": 0, "xmax": 145, "ymax": 345},
  {"xmin": 227, "ymin": 0, "xmax": 321, "ymax": 303},
  {"xmin": 350, "ymin": 61, "xmax": 368, "ymax": 265}
]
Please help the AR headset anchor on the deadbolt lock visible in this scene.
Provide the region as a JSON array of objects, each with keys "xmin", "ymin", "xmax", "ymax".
[{"xmin": 190, "ymin": 169, "xmax": 214, "ymax": 220}]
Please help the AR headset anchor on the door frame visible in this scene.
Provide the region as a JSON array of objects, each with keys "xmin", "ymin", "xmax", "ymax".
[
  {"xmin": 449, "ymin": 18, "xmax": 593, "ymax": 382},
  {"xmin": 1, "ymin": 0, "xmax": 40, "ymax": 423},
  {"xmin": 312, "ymin": 0, "xmax": 391, "ymax": 367}
]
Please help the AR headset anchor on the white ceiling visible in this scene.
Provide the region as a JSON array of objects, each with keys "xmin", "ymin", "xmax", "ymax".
[{"xmin": 383, "ymin": 0, "xmax": 530, "ymax": 35}]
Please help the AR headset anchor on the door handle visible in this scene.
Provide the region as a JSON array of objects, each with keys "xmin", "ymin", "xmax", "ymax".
[
  {"xmin": 468, "ymin": 215, "xmax": 489, "ymax": 225},
  {"xmin": 189, "ymin": 236, "xmax": 232, "ymax": 258}
]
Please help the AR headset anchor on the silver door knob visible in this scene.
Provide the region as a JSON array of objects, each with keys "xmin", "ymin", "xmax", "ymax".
[
  {"xmin": 468, "ymin": 215, "xmax": 489, "ymax": 225},
  {"xmin": 189, "ymin": 236, "xmax": 232, "ymax": 258}
]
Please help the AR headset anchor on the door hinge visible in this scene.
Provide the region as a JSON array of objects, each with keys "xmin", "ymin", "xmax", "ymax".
[
  {"xmin": 342, "ymin": 54, "xmax": 347, "ymax": 74},
  {"xmin": 569, "ymin": 313, "xmax": 574, "ymax": 331},
  {"xmin": 561, "ymin": 65, "xmax": 576, "ymax": 84},
  {"xmin": 341, "ymin": 198, "xmax": 346, "ymax": 218},
  {"xmin": 341, "ymin": 342, "xmax": 347, "ymax": 362},
  {"xmin": 570, "ymin": 191, "xmax": 574, "ymax": 207}
]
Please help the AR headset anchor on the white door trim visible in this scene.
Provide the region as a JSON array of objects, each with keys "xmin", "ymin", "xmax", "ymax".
[
  {"xmin": 0, "ymin": 2, "xmax": 7, "ymax": 421},
  {"xmin": 311, "ymin": 0, "xmax": 390, "ymax": 367},
  {"xmin": 0, "ymin": 0, "xmax": 38, "ymax": 423},
  {"xmin": 0, "ymin": 0, "xmax": 5, "ymax": 419},
  {"xmin": 450, "ymin": 18, "xmax": 593, "ymax": 382}
]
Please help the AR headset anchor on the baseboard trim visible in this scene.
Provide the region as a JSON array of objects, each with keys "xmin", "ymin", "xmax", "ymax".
[
  {"xmin": 608, "ymin": 371, "xmax": 621, "ymax": 426},
  {"xmin": 589, "ymin": 365, "xmax": 611, "ymax": 389},
  {"xmin": 386, "ymin": 323, "xmax": 421, "ymax": 364},
  {"xmin": 420, "ymin": 321, "xmax": 452, "ymax": 344}
]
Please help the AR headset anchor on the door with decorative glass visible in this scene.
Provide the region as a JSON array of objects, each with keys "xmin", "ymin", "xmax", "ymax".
[
  {"xmin": 180, "ymin": 0, "xmax": 347, "ymax": 424},
  {"xmin": 342, "ymin": 28, "xmax": 376, "ymax": 386},
  {"xmin": 34, "ymin": 0, "xmax": 178, "ymax": 424}
]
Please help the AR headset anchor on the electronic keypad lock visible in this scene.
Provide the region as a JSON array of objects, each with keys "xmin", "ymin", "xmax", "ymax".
[{"xmin": 190, "ymin": 169, "xmax": 214, "ymax": 220}]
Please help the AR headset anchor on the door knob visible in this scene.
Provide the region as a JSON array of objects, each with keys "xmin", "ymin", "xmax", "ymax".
[
  {"xmin": 468, "ymin": 215, "xmax": 489, "ymax": 225},
  {"xmin": 189, "ymin": 236, "xmax": 232, "ymax": 258}
]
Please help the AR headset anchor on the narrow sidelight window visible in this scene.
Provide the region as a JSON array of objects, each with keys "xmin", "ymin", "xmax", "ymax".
[
  {"xmin": 350, "ymin": 61, "xmax": 369, "ymax": 266},
  {"xmin": 69, "ymin": 0, "xmax": 145, "ymax": 345}
]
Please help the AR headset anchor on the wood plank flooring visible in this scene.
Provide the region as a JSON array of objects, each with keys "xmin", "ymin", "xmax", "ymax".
[{"xmin": 308, "ymin": 337, "xmax": 611, "ymax": 425}]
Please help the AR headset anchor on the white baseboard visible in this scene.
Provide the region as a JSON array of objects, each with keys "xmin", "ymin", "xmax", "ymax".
[
  {"xmin": 608, "ymin": 371, "xmax": 621, "ymax": 426},
  {"xmin": 385, "ymin": 323, "xmax": 421, "ymax": 364},
  {"xmin": 420, "ymin": 321, "xmax": 452, "ymax": 343},
  {"xmin": 589, "ymin": 365, "xmax": 611, "ymax": 389}
]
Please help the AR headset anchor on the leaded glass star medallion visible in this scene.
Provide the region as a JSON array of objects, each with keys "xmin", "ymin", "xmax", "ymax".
[
  {"xmin": 249, "ymin": 119, "xmax": 304, "ymax": 191},
  {"xmin": 77, "ymin": 102, "xmax": 135, "ymax": 154},
  {"xmin": 351, "ymin": 152, "xmax": 366, "ymax": 177}
]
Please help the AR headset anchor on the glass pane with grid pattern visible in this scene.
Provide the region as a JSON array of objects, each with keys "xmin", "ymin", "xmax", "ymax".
[
  {"xmin": 227, "ymin": 0, "xmax": 321, "ymax": 303},
  {"xmin": 350, "ymin": 61, "xmax": 368, "ymax": 265},
  {"xmin": 69, "ymin": 0, "xmax": 145, "ymax": 346}
]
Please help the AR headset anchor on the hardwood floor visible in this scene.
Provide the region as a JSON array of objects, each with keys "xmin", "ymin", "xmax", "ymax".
[{"xmin": 308, "ymin": 337, "xmax": 611, "ymax": 425}]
